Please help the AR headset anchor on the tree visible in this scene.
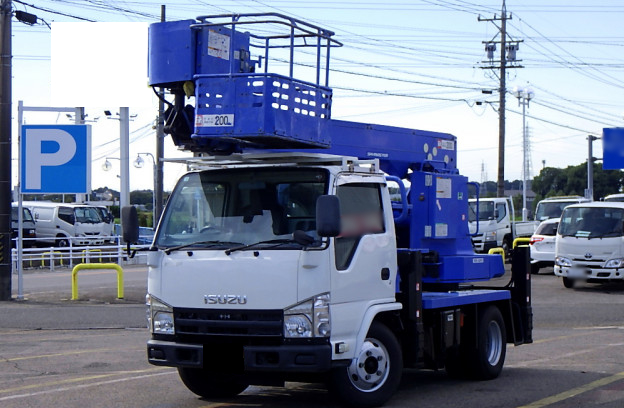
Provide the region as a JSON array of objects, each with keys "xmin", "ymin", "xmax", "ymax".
[{"xmin": 532, "ymin": 163, "xmax": 624, "ymax": 203}]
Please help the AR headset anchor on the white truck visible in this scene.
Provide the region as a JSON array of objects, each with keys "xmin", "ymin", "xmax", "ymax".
[
  {"xmin": 125, "ymin": 14, "xmax": 533, "ymax": 407},
  {"xmin": 554, "ymin": 201, "xmax": 624, "ymax": 288},
  {"xmin": 468, "ymin": 197, "xmax": 536, "ymax": 254},
  {"xmin": 22, "ymin": 201, "xmax": 111, "ymax": 247},
  {"xmin": 534, "ymin": 195, "xmax": 590, "ymax": 221}
]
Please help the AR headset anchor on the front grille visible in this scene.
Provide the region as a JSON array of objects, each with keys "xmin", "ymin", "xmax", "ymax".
[{"xmin": 174, "ymin": 308, "xmax": 283, "ymax": 338}]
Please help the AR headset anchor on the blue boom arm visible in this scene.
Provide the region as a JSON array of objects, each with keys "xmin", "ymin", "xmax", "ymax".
[{"xmin": 148, "ymin": 13, "xmax": 505, "ymax": 284}]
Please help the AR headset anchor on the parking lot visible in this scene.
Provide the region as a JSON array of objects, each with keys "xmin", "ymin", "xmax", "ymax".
[{"xmin": 1, "ymin": 265, "xmax": 624, "ymax": 407}]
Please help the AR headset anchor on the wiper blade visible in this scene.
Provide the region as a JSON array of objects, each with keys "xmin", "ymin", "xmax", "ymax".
[
  {"xmin": 164, "ymin": 240, "xmax": 243, "ymax": 255},
  {"xmin": 225, "ymin": 238, "xmax": 299, "ymax": 255}
]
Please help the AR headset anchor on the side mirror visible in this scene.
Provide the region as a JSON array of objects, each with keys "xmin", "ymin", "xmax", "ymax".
[
  {"xmin": 121, "ymin": 206, "xmax": 139, "ymax": 244},
  {"xmin": 316, "ymin": 195, "xmax": 341, "ymax": 237}
]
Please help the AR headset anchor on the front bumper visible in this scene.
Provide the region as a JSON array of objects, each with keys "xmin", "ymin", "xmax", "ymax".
[
  {"xmin": 554, "ymin": 265, "xmax": 624, "ymax": 280},
  {"xmin": 471, "ymin": 238, "xmax": 497, "ymax": 253},
  {"xmin": 147, "ymin": 339, "xmax": 332, "ymax": 373}
]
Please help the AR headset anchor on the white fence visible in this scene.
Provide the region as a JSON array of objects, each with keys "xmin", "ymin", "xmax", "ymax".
[{"xmin": 11, "ymin": 236, "xmax": 150, "ymax": 271}]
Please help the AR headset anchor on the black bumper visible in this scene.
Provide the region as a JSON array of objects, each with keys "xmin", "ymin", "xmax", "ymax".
[{"xmin": 147, "ymin": 340, "xmax": 332, "ymax": 373}]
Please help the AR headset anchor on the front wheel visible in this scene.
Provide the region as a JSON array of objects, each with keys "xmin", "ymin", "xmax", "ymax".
[
  {"xmin": 177, "ymin": 367, "xmax": 248, "ymax": 399},
  {"xmin": 562, "ymin": 277, "xmax": 575, "ymax": 289},
  {"xmin": 329, "ymin": 322, "xmax": 402, "ymax": 408}
]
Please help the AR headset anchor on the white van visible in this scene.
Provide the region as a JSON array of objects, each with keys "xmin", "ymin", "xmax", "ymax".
[
  {"xmin": 554, "ymin": 202, "xmax": 624, "ymax": 288},
  {"xmin": 23, "ymin": 201, "xmax": 111, "ymax": 247}
]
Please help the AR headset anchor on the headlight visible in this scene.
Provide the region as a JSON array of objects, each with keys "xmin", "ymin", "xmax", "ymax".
[
  {"xmin": 555, "ymin": 256, "xmax": 572, "ymax": 267},
  {"xmin": 284, "ymin": 293, "xmax": 330, "ymax": 338},
  {"xmin": 484, "ymin": 231, "xmax": 497, "ymax": 241},
  {"xmin": 604, "ymin": 258, "xmax": 624, "ymax": 269},
  {"xmin": 146, "ymin": 294, "xmax": 175, "ymax": 335}
]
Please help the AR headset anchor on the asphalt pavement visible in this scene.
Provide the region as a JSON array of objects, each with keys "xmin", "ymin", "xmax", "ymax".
[{"xmin": 3, "ymin": 264, "xmax": 148, "ymax": 330}]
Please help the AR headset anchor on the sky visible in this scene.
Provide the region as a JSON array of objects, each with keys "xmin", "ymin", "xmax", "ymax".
[{"xmin": 10, "ymin": 0, "xmax": 624, "ymax": 193}]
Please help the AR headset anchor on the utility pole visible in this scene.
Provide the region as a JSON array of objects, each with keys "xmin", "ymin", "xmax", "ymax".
[
  {"xmin": 154, "ymin": 5, "xmax": 166, "ymax": 226},
  {"xmin": 586, "ymin": 135, "xmax": 599, "ymax": 200},
  {"xmin": 0, "ymin": 0, "xmax": 11, "ymax": 301},
  {"xmin": 479, "ymin": 0, "xmax": 523, "ymax": 197}
]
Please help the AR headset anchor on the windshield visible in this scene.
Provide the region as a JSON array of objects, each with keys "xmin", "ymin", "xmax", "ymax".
[
  {"xmin": 155, "ymin": 168, "xmax": 327, "ymax": 249},
  {"xmin": 559, "ymin": 207, "xmax": 624, "ymax": 238},
  {"xmin": 468, "ymin": 201, "xmax": 495, "ymax": 222},
  {"xmin": 11, "ymin": 207, "xmax": 34, "ymax": 222},
  {"xmin": 535, "ymin": 201, "xmax": 576, "ymax": 221},
  {"xmin": 75, "ymin": 207, "xmax": 104, "ymax": 223}
]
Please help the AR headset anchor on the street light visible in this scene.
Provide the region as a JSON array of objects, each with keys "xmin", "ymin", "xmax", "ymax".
[
  {"xmin": 102, "ymin": 157, "xmax": 121, "ymax": 205},
  {"xmin": 134, "ymin": 152, "xmax": 157, "ymax": 228},
  {"xmin": 513, "ymin": 85, "xmax": 534, "ymax": 222}
]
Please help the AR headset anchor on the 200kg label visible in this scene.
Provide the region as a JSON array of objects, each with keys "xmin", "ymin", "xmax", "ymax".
[{"xmin": 196, "ymin": 114, "xmax": 234, "ymax": 127}]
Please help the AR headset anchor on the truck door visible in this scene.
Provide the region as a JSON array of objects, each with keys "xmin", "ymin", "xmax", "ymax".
[
  {"xmin": 331, "ymin": 180, "xmax": 397, "ymax": 304},
  {"xmin": 495, "ymin": 201, "xmax": 510, "ymax": 246}
]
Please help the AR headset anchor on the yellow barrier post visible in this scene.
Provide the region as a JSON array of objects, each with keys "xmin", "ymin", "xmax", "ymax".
[
  {"xmin": 71, "ymin": 263, "xmax": 124, "ymax": 300},
  {"xmin": 81, "ymin": 248, "xmax": 103, "ymax": 263},
  {"xmin": 513, "ymin": 237, "xmax": 531, "ymax": 248},
  {"xmin": 488, "ymin": 247, "xmax": 505, "ymax": 263},
  {"xmin": 42, "ymin": 251, "xmax": 64, "ymax": 267}
]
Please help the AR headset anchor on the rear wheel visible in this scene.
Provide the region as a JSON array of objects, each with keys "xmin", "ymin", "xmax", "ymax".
[
  {"xmin": 329, "ymin": 322, "xmax": 402, "ymax": 408},
  {"xmin": 177, "ymin": 367, "xmax": 248, "ymax": 399},
  {"xmin": 468, "ymin": 305, "xmax": 506, "ymax": 380}
]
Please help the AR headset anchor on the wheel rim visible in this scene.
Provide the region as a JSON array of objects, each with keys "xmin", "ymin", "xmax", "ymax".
[
  {"xmin": 347, "ymin": 337, "xmax": 390, "ymax": 392},
  {"xmin": 485, "ymin": 320, "xmax": 503, "ymax": 366}
]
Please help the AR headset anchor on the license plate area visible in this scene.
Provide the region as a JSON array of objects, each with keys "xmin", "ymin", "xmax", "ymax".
[{"xmin": 568, "ymin": 267, "xmax": 588, "ymax": 279}]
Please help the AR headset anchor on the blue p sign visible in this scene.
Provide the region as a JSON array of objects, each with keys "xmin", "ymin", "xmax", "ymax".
[
  {"xmin": 603, "ymin": 128, "xmax": 624, "ymax": 170},
  {"xmin": 21, "ymin": 125, "xmax": 91, "ymax": 193}
]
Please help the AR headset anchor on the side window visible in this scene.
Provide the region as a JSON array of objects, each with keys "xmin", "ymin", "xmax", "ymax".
[
  {"xmin": 496, "ymin": 203, "xmax": 506, "ymax": 222},
  {"xmin": 335, "ymin": 183, "xmax": 385, "ymax": 270},
  {"xmin": 58, "ymin": 207, "xmax": 75, "ymax": 225}
]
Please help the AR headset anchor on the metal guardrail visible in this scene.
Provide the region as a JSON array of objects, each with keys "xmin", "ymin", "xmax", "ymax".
[{"xmin": 11, "ymin": 236, "xmax": 150, "ymax": 270}]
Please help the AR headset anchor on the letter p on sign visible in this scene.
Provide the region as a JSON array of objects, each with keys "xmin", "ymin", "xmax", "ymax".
[{"xmin": 21, "ymin": 125, "xmax": 91, "ymax": 194}]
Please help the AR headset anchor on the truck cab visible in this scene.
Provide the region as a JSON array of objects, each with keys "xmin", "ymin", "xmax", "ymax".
[
  {"xmin": 555, "ymin": 202, "xmax": 624, "ymax": 288},
  {"xmin": 469, "ymin": 197, "xmax": 510, "ymax": 253}
]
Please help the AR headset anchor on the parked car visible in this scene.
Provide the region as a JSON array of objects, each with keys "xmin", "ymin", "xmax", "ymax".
[
  {"xmin": 529, "ymin": 218, "xmax": 559, "ymax": 274},
  {"xmin": 603, "ymin": 193, "xmax": 624, "ymax": 202},
  {"xmin": 10, "ymin": 204, "xmax": 36, "ymax": 248},
  {"xmin": 94, "ymin": 205, "xmax": 115, "ymax": 242},
  {"xmin": 534, "ymin": 196, "xmax": 590, "ymax": 221},
  {"xmin": 555, "ymin": 202, "xmax": 624, "ymax": 289}
]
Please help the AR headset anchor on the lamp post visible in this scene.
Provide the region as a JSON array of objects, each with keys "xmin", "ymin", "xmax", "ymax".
[
  {"xmin": 102, "ymin": 157, "xmax": 121, "ymax": 206},
  {"xmin": 513, "ymin": 85, "xmax": 534, "ymax": 222},
  {"xmin": 134, "ymin": 153, "xmax": 157, "ymax": 228}
]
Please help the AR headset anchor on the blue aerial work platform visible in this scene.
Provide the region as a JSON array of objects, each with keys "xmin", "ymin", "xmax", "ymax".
[{"xmin": 147, "ymin": 13, "xmax": 505, "ymax": 284}]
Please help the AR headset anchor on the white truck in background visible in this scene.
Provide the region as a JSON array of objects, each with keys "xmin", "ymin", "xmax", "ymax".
[
  {"xmin": 469, "ymin": 197, "xmax": 536, "ymax": 254},
  {"xmin": 555, "ymin": 201, "xmax": 624, "ymax": 288},
  {"xmin": 23, "ymin": 201, "xmax": 111, "ymax": 247},
  {"xmin": 534, "ymin": 196, "xmax": 590, "ymax": 221}
]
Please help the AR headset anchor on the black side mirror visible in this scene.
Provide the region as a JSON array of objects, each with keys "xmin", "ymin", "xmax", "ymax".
[
  {"xmin": 316, "ymin": 195, "xmax": 341, "ymax": 237},
  {"xmin": 121, "ymin": 206, "xmax": 139, "ymax": 257},
  {"xmin": 121, "ymin": 206, "xmax": 139, "ymax": 243}
]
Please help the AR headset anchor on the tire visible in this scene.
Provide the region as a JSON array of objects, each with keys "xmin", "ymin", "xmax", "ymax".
[
  {"xmin": 562, "ymin": 277, "xmax": 575, "ymax": 289},
  {"xmin": 329, "ymin": 322, "xmax": 403, "ymax": 408},
  {"xmin": 530, "ymin": 264, "xmax": 540, "ymax": 275},
  {"xmin": 468, "ymin": 305, "xmax": 506, "ymax": 380},
  {"xmin": 501, "ymin": 237, "xmax": 512, "ymax": 261},
  {"xmin": 177, "ymin": 367, "xmax": 248, "ymax": 399},
  {"xmin": 56, "ymin": 237, "xmax": 70, "ymax": 248}
]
